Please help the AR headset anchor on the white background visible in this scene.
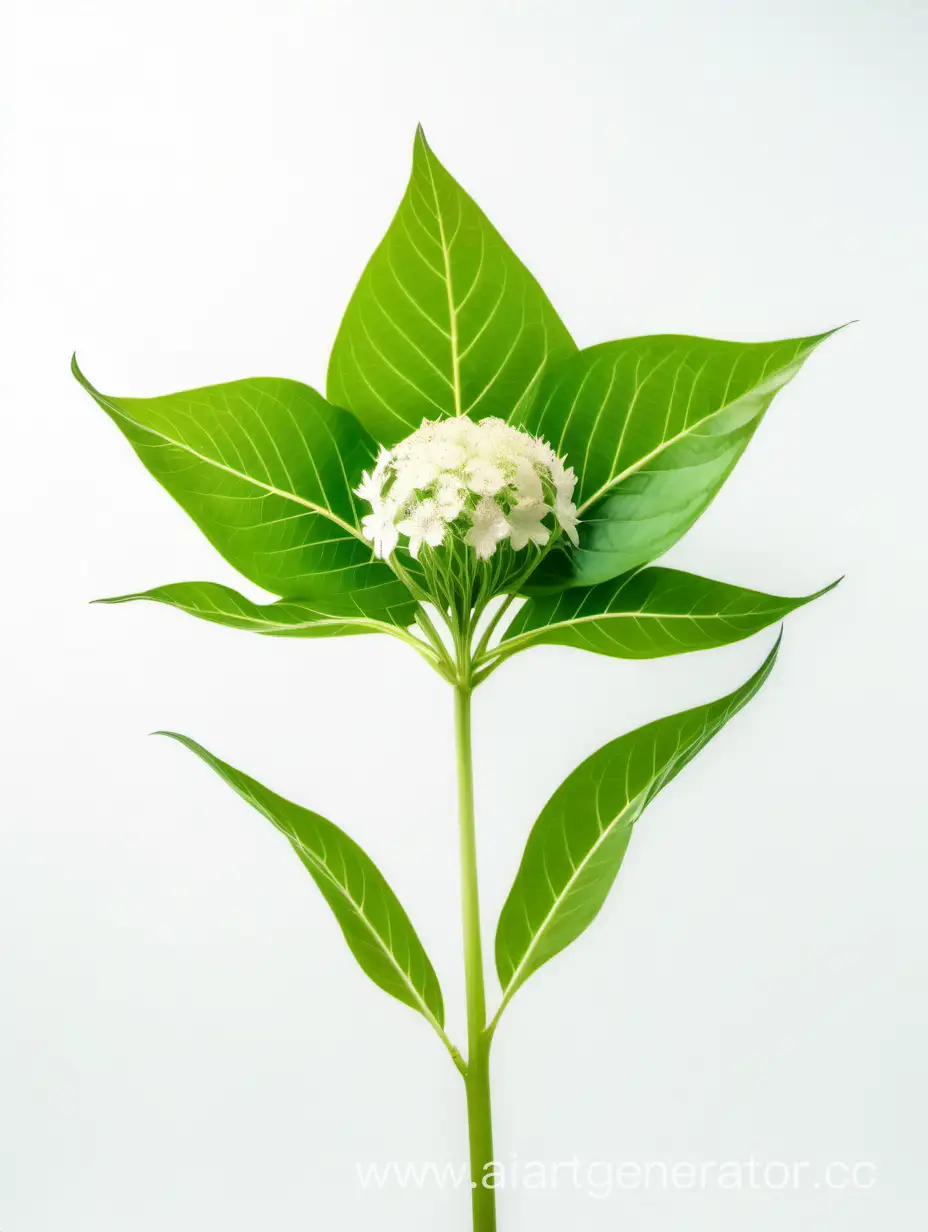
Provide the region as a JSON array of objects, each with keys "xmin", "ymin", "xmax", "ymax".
[{"xmin": 3, "ymin": 1, "xmax": 926, "ymax": 1229}]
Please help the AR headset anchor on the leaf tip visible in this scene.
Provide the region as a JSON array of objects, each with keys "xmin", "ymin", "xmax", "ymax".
[
  {"xmin": 71, "ymin": 352, "xmax": 98, "ymax": 397},
  {"xmin": 762, "ymin": 625, "xmax": 784, "ymax": 668},
  {"xmin": 412, "ymin": 125, "xmax": 429, "ymax": 166},
  {"xmin": 71, "ymin": 352, "xmax": 90, "ymax": 388},
  {"xmin": 814, "ymin": 320, "xmax": 858, "ymax": 348},
  {"xmin": 91, "ymin": 591, "xmax": 152, "ymax": 607},
  {"xmin": 412, "ymin": 123, "xmax": 440, "ymax": 168},
  {"xmin": 813, "ymin": 575, "xmax": 844, "ymax": 600},
  {"xmin": 151, "ymin": 730, "xmax": 195, "ymax": 751},
  {"xmin": 414, "ymin": 122, "xmax": 433, "ymax": 151},
  {"xmin": 790, "ymin": 575, "xmax": 843, "ymax": 611}
]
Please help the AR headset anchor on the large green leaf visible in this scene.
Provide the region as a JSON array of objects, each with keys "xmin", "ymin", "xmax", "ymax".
[
  {"xmin": 497, "ymin": 568, "xmax": 835, "ymax": 661},
  {"xmin": 159, "ymin": 733, "xmax": 447, "ymax": 1034},
  {"xmin": 74, "ymin": 357, "xmax": 391, "ymax": 598},
  {"xmin": 327, "ymin": 127, "xmax": 576, "ymax": 445},
  {"xmin": 523, "ymin": 332, "xmax": 835, "ymax": 587},
  {"xmin": 493, "ymin": 635, "xmax": 780, "ymax": 1018},
  {"xmin": 96, "ymin": 578, "xmax": 417, "ymax": 639}
]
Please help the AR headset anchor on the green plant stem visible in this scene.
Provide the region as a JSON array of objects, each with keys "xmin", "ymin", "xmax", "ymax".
[
  {"xmin": 454, "ymin": 683, "xmax": 497, "ymax": 1232},
  {"xmin": 473, "ymin": 593, "xmax": 515, "ymax": 660}
]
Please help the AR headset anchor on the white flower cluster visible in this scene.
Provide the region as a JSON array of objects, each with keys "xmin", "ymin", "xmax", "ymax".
[{"xmin": 355, "ymin": 417, "xmax": 579, "ymax": 562}]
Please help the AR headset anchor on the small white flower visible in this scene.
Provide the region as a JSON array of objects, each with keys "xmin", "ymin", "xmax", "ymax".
[
  {"xmin": 532, "ymin": 437, "xmax": 557, "ymax": 467},
  {"xmin": 397, "ymin": 499, "xmax": 447, "ymax": 559},
  {"xmin": 469, "ymin": 416, "xmax": 506, "ymax": 453},
  {"xmin": 435, "ymin": 475, "xmax": 466, "ymax": 521},
  {"xmin": 552, "ymin": 460, "xmax": 577, "ymax": 503},
  {"xmin": 554, "ymin": 495, "xmax": 580, "ymax": 546},
  {"xmin": 465, "ymin": 498, "xmax": 510, "ymax": 560},
  {"xmin": 425, "ymin": 438, "xmax": 466, "ymax": 470},
  {"xmin": 354, "ymin": 469, "xmax": 382, "ymax": 504},
  {"xmin": 511, "ymin": 459, "xmax": 544, "ymax": 505},
  {"xmin": 405, "ymin": 457, "xmax": 439, "ymax": 487},
  {"xmin": 361, "ymin": 503, "xmax": 400, "ymax": 559},
  {"xmin": 465, "ymin": 457, "xmax": 507, "ymax": 496},
  {"xmin": 508, "ymin": 501, "xmax": 551, "ymax": 550}
]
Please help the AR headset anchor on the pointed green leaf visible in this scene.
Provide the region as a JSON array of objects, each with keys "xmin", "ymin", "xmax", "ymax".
[
  {"xmin": 524, "ymin": 332, "xmax": 835, "ymax": 587},
  {"xmin": 159, "ymin": 733, "xmax": 446, "ymax": 1031},
  {"xmin": 327, "ymin": 127, "xmax": 576, "ymax": 444},
  {"xmin": 494, "ymin": 636, "xmax": 780, "ymax": 1015},
  {"xmin": 74, "ymin": 358, "xmax": 390, "ymax": 598},
  {"xmin": 96, "ymin": 577, "xmax": 417, "ymax": 639},
  {"xmin": 499, "ymin": 568, "xmax": 836, "ymax": 660}
]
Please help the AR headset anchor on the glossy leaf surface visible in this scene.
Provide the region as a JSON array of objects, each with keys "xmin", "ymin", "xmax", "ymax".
[
  {"xmin": 96, "ymin": 578, "xmax": 417, "ymax": 638},
  {"xmin": 500, "ymin": 568, "xmax": 834, "ymax": 660},
  {"xmin": 524, "ymin": 332, "xmax": 834, "ymax": 587},
  {"xmin": 160, "ymin": 733, "xmax": 446, "ymax": 1029},
  {"xmin": 74, "ymin": 358, "xmax": 389, "ymax": 598},
  {"xmin": 494, "ymin": 636, "xmax": 780, "ymax": 1011},
  {"xmin": 327, "ymin": 128, "xmax": 576, "ymax": 444}
]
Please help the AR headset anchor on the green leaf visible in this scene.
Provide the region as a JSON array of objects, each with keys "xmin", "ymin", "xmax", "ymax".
[
  {"xmin": 158, "ymin": 733, "xmax": 448, "ymax": 1034},
  {"xmin": 96, "ymin": 578, "xmax": 417, "ymax": 639},
  {"xmin": 523, "ymin": 332, "xmax": 836, "ymax": 587},
  {"xmin": 498, "ymin": 568, "xmax": 836, "ymax": 661},
  {"xmin": 327, "ymin": 127, "xmax": 576, "ymax": 445},
  {"xmin": 493, "ymin": 635, "xmax": 780, "ymax": 1017},
  {"xmin": 73, "ymin": 357, "xmax": 391, "ymax": 598}
]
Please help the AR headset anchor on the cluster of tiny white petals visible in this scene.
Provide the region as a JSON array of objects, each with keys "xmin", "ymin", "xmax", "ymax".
[{"xmin": 355, "ymin": 417, "xmax": 579, "ymax": 562}]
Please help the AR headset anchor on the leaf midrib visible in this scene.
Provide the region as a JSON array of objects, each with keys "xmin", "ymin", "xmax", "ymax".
[
  {"xmin": 575, "ymin": 343, "xmax": 806, "ymax": 514},
  {"xmin": 160, "ymin": 733, "xmax": 458, "ymax": 1063},
  {"xmin": 420, "ymin": 142, "xmax": 464, "ymax": 418},
  {"xmin": 494, "ymin": 705, "xmax": 744, "ymax": 1018},
  {"xmin": 95, "ymin": 389, "xmax": 366, "ymax": 542},
  {"xmin": 495, "ymin": 787, "xmax": 646, "ymax": 1015},
  {"xmin": 492, "ymin": 645, "xmax": 777, "ymax": 1029},
  {"xmin": 287, "ymin": 827, "xmax": 442, "ymax": 1028},
  {"xmin": 109, "ymin": 593, "xmax": 404, "ymax": 635},
  {"xmin": 504, "ymin": 603, "xmax": 786, "ymax": 651},
  {"xmin": 229, "ymin": 775, "xmax": 443, "ymax": 1031}
]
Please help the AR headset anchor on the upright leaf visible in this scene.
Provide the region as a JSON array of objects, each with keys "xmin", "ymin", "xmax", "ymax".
[
  {"xmin": 159, "ymin": 733, "xmax": 446, "ymax": 1032},
  {"xmin": 327, "ymin": 127, "xmax": 576, "ymax": 444},
  {"xmin": 524, "ymin": 332, "xmax": 835, "ymax": 586},
  {"xmin": 494, "ymin": 636, "xmax": 780, "ymax": 1014},
  {"xmin": 74, "ymin": 359, "xmax": 390, "ymax": 598},
  {"xmin": 499, "ymin": 568, "xmax": 835, "ymax": 660},
  {"xmin": 96, "ymin": 578, "xmax": 417, "ymax": 639}
]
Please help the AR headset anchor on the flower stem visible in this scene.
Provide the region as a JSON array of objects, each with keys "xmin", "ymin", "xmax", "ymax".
[{"xmin": 454, "ymin": 683, "xmax": 497, "ymax": 1232}]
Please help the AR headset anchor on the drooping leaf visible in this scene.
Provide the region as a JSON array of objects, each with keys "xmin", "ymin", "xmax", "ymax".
[
  {"xmin": 96, "ymin": 577, "xmax": 417, "ymax": 638},
  {"xmin": 159, "ymin": 733, "xmax": 446, "ymax": 1030},
  {"xmin": 327, "ymin": 127, "xmax": 576, "ymax": 445},
  {"xmin": 499, "ymin": 568, "xmax": 836, "ymax": 661},
  {"xmin": 494, "ymin": 635, "xmax": 780, "ymax": 1013},
  {"xmin": 73, "ymin": 357, "xmax": 390, "ymax": 598},
  {"xmin": 523, "ymin": 332, "xmax": 836, "ymax": 587}
]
